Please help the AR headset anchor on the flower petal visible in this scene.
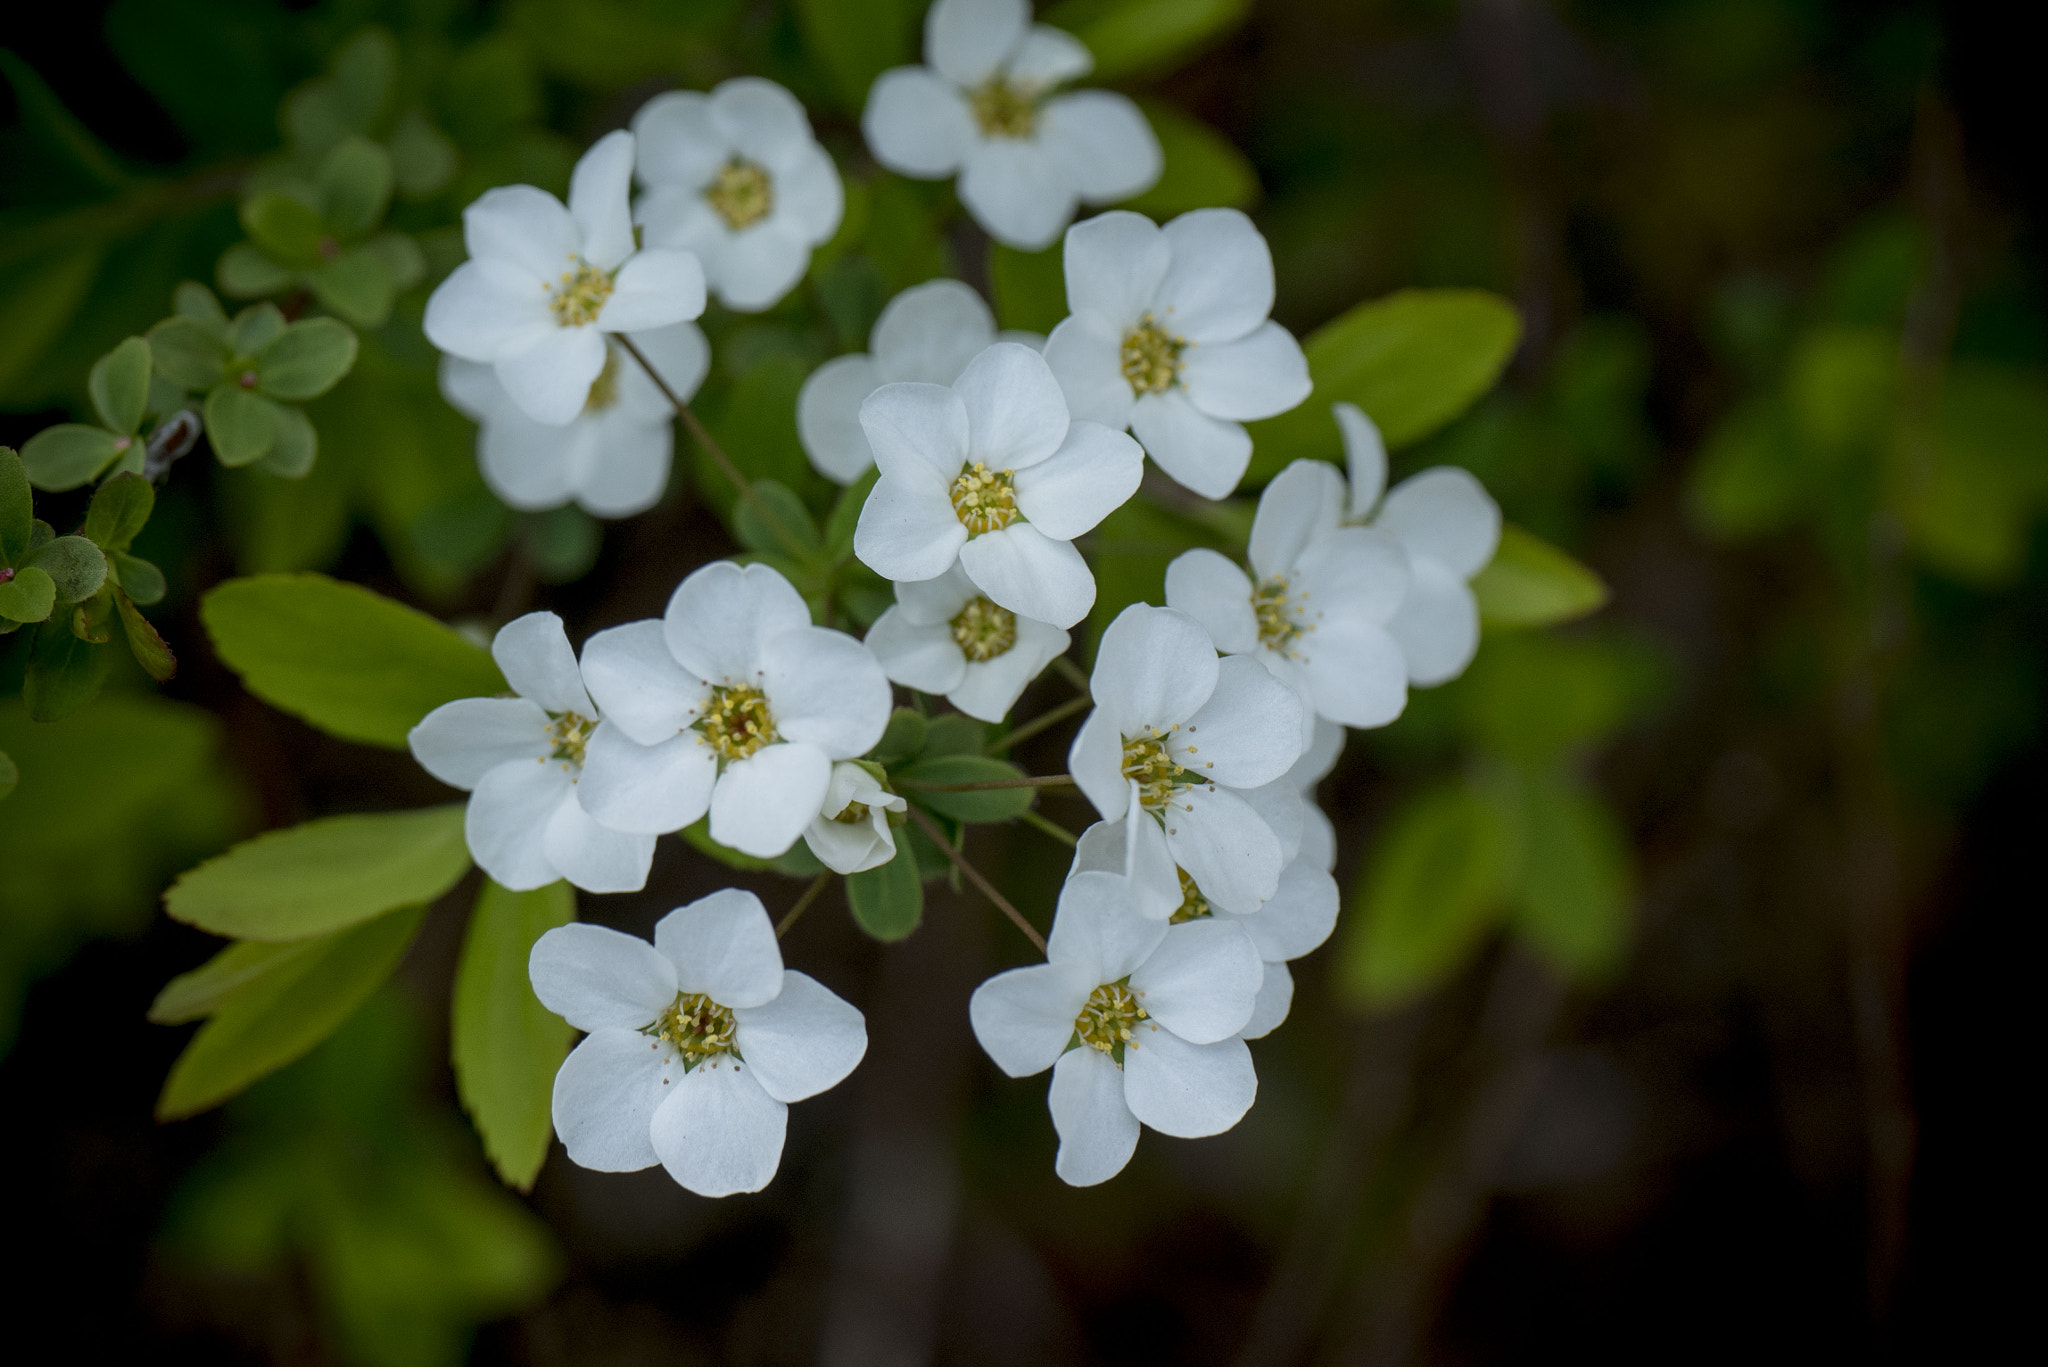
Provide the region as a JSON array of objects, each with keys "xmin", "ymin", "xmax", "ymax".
[
  {"xmin": 1130, "ymin": 918, "xmax": 1262, "ymax": 1044},
  {"xmin": 1386, "ymin": 555, "xmax": 1481, "ymax": 687},
  {"xmin": 873, "ymin": 278, "xmax": 997, "ymax": 384},
  {"xmin": 862, "ymin": 66, "xmax": 974, "ymax": 177},
  {"xmin": 709, "ymin": 76, "xmax": 814, "ymax": 165},
  {"xmin": 477, "ymin": 409, "xmax": 580, "ymax": 511},
  {"xmin": 634, "ymin": 184, "xmax": 725, "ymax": 255},
  {"xmin": 705, "ymin": 221, "xmax": 810, "ymax": 313},
  {"xmin": 544, "ymin": 793, "xmax": 656, "ymax": 893},
  {"xmin": 664, "ymin": 559, "xmax": 811, "ymax": 688},
  {"xmin": 798, "ymin": 353, "xmax": 886, "ymax": 483},
  {"xmin": 599, "ymin": 248, "xmax": 707, "ymax": 331},
  {"xmin": 1061, "ymin": 209, "xmax": 1169, "ymax": 330},
  {"xmin": 1164, "ymin": 783, "xmax": 1283, "ymax": 915},
  {"xmin": 1379, "ymin": 467, "xmax": 1502, "ymax": 578},
  {"xmin": 948, "ymin": 614, "xmax": 1068, "ymax": 722},
  {"xmin": 957, "ymin": 522, "xmax": 1095, "ymax": 629},
  {"xmin": 463, "ymin": 184, "xmax": 578, "ymax": 280},
  {"xmin": 1130, "ymin": 390, "xmax": 1251, "ymax": 499},
  {"xmin": 1241, "ymin": 860, "xmax": 1339, "ymax": 961},
  {"xmin": 494, "ymin": 611, "xmax": 593, "ymax": 716},
  {"xmin": 1121, "ymin": 1028, "xmax": 1256, "ymax": 1137},
  {"xmin": 1155, "ymin": 207, "xmax": 1275, "ymax": 344},
  {"xmin": 1293, "ymin": 524, "xmax": 1409, "ymax": 623},
  {"xmin": 654, "ymin": 887, "xmax": 784, "ymax": 1007},
  {"xmin": 1046, "ymin": 868, "xmax": 1168, "ymax": 983},
  {"xmin": 954, "ymin": 341, "xmax": 1070, "ymax": 470},
  {"xmin": 1163, "ymin": 549, "xmax": 1258, "ymax": 656},
  {"xmin": 1010, "ymin": 23, "xmax": 1094, "ymax": 84},
  {"xmin": 650, "ymin": 1057, "xmax": 787, "ymax": 1197},
  {"xmin": 865, "ymin": 606, "xmax": 968, "ymax": 693},
  {"xmin": 1049, "ymin": 1047, "xmax": 1141, "ymax": 1186},
  {"xmin": 1292, "ymin": 715, "xmax": 1346, "ymax": 789},
  {"xmin": 530, "ymin": 921, "xmax": 678, "ymax": 1032},
  {"xmin": 568, "ymin": 129, "xmax": 637, "ymax": 270},
  {"xmin": 580, "ymin": 620, "xmax": 708, "ymax": 746},
  {"xmin": 1041, "ymin": 313, "xmax": 1136, "ymax": 430},
  {"xmin": 769, "ymin": 141, "xmax": 843, "ymax": 242},
  {"xmin": 496, "ymin": 327, "xmax": 609, "ymax": 426},
  {"xmin": 854, "ymin": 473, "xmax": 968, "ymax": 583},
  {"xmin": 1039, "ymin": 91, "xmax": 1161, "ymax": 203},
  {"xmin": 710, "ymin": 742, "xmax": 833, "ymax": 858},
  {"xmin": 959, "ymin": 139, "xmax": 1077, "ymax": 252},
  {"xmin": 1239, "ymin": 777, "xmax": 1305, "ymax": 866},
  {"xmin": 1067, "ymin": 710, "xmax": 1129, "ymax": 822},
  {"xmin": 1248, "ymin": 458, "xmax": 1347, "ymax": 581},
  {"xmin": 734, "ymin": 970, "xmax": 867, "ymax": 1102},
  {"xmin": 1182, "ymin": 320, "xmax": 1311, "ymax": 422},
  {"xmin": 577, "ymin": 721, "xmax": 716, "ymax": 835},
  {"xmin": 892, "ymin": 560, "xmax": 978, "ymax": 625},
  {"xmin": 575, "ymin": 412, "xmax": 673, "ymax": 519},
  {"xmin": 624, "ymin": 322, "xmax": 709, "ymax": 408},
  {"xmin": 1296, "ymin": 616, "xmax": 1408, "ymax": 728},
  {"xmin": 763, "ymin": 625, "xmax": 893, "ymax": 758},
  {"xmin": 927, "ymin": 0, "xmax": 1027, "ymax": 86},
  {"xmin": 551, "ymin": 1027, "xmax": 673, "ymax": 1170},
  {"xmin": 424, "ymin": 260, "xmax": 552, "ymax": 362},
  {"xmin": 970, "ymin": 961, "xmax": 1095, "ymax": 1077},
  {"xmin": 1240, "ymin": 959, "xmax": 1293, "ymax": 1040},
  {"xmin": 633, "ymin": 90, "xmax": 724, "ymax": 188},
  {"xmin": 1335, "ymin": 401, "xmax": 1386, "ymax": 516},
  {"xmin": 409, "ymin": 697, "xmax": 549, "ymax": 790},
  {"xmin": 860, "ymin": 380, "xmax": 970, "ymax": 485},
  {"xmin": 468, "ymin": 760, "xmax": 576, "ymax": 890},
  {"xmin": 1013, "ymin": 419, "xmax": 1143, "ymax": 539},
  {"xmin": 1090, "ymin": 602, "xmax": 1219, "ymax": 735},
  {"xmin": 1169, "ymin": 654, "xmax": 1305, "ymax": 789}
]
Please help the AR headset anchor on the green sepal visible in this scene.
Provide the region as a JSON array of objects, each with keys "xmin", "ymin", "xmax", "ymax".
[{"xmin": 88, "ymin": 336, "xmax": 154, "ymax": 435}]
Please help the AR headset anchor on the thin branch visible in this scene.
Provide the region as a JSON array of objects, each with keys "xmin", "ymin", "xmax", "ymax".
[
  {"xmin": 987, "ymin": 693, "xmax": 1092, "ymax": 753},
  {"xmin": 1019, "ymin": 810, "xmax": 1078, "ymax": 848},
  {"xmin": 906, "ymin": 805, "xmax": 1046, "ymax": 954},
  {"xmin": 898, "ymin": 773, "xmax": 1075, "ymax": 793},
  {"xmin": 776, "ymin": 872, "xmax": 834, "ymax": 939},
  {"xmin": 1052, "ymin": 655, "xmax": 1091, "ymax": 694}
]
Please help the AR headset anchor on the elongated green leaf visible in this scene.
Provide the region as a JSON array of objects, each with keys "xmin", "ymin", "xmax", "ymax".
[
  {"xmin": 0, "ymin": 446, "xmax": 30, "ymax": 561},
  {"xmin": 112, "ymin": 551, "xmax": 166, "ymax": 605},
  {"xmin": 0, "ymin": 565, "xmax": 55, "ymax": 622},
  {"xmin": 1508, "ymin": 772, "xmax": 1631, "ymax": 979},
  {"xmin": 82, "ymin": 472, "xmax": 154, "ymax": 552},
  {"xmin": 255, "ymin": 318, "xmax": 359, "ymax": 401},
  {"xmin": 23, "ymin": 618, "xmax": 108, "ymax": 721},
  {"xmin": 452, "ymin": 879, "xmax": 576, "ymax": 1190},
  {"xmin": 216, "ymin": 241, "xmax": 296, "ymax": 299},
  {"xmin": 116, "ymin": 589, "xmax": 177, "ymax": 682},
  {"xmin": 896, "ymin": 753, "xmax": 1036, "ymax": 822},
  {"xmin": 19, "ymin": 423, "xmax": 121, "ymax": 491},
  {"xmin": 734, "ymin": 478, "xmax": 822, "ymax": 562},
  {"xmin": 150, "ymin": 937, "xmax": 328, "ymax": 1024},
  {"xmin": 1045, "ymin": 0, "xmax": 1250, "ymax": 80},
  {"xmin": 27, "ymin": 534, "xmax": 106, "ymax": 603},
  {"xmin": 156, "ymin": 904, "xmax": 426, "ymax": 1119},
  {"xmin": 164, "ymin": 804, "xmax": 470, "ymax": 940},
  {"xmin": 88, "ymin": 336, "xmax": 153, "ymax": 435},
  {"xmin": 205, "ymin": 384, "xmax": 278, "ymax": 467},
  {"xmin": 201, "ymin": 573, "xmax": 506, "ymax": 747},
  {"xmin": 919, "ymin": 713, "xmax": 986, "ymax": 757},
  {"xmin": 1470, "ymin": 524, "xmax": 1609, "ymax": 629},
  {"xmin": 846, "ymin": 837, "xmax": 923, "ymax": 941},
  {"xmin": 0, "ymin": 749, "xmax": 15, "ymax": 802}
]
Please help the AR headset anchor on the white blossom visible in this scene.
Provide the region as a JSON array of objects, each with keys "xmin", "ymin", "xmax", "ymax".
[
  {"xmin": 633, "ymin": 78, "xmax": 844, "ymax": 313},
  {"xmin": 1068, "ymin": 603, "xmax": 1307, "ymax": 915},
  {"xmin": 1042, "ymin": 209, "xmax": 1312, "ymax": 498},
  {"xmin": 408, "ymin": 612, "xmax": 653, "ymax": 894},
  {"xmin": 968, "ymin": 867, "xmax": 1263, "ymax": 1185},
  {"xmin": 575, "ymin": 561, "xmax": 892, "ymax": 859},
  {"xmin": 1290, "ymin": 716, "xmax": 1344, "ymax": 876},
  {"xmin": 862, "ymin": 0, "xmax": 1161, "ymax": 250},
  {"xmin": 803, "ymin": 762, "xmax": 907, "ymax": 875},
  {"xmin": 864, "ymin": 562, "xmax": 1070, "ymax": 722},
  {"xmin": 439, "ymin": 323, "xmax": 708, "ymax": 519},
  {"xmin": 853, "ymin": 341, "xmax": 1142, "ymax": 630},
  {"xmin": 423, "ymin": 131, "xmax": 706, "ymax": 426},
  {"xmin": 798, "ymin": 279, "xmax": 1039, "ymax": 485},
  {"xmin": 531, "ymin": 889, "xmax": 867, "ymax": 1197}
]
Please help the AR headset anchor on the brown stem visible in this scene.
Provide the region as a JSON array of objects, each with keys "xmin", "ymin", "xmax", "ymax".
[
  {"xmin": 776, "ymin": 872, "xmax": 834, "ymax": 939},
  {"xmin": 906, "ymin": 805, "xmax": 1046, "ymax": 954},
  {"xmin": 987, "ymin": 694, "xmax": 1093, "ymax": 753}
]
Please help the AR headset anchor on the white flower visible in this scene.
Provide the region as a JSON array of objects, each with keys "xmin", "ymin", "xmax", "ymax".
[
  {"xmin": 969, "ymin": 868, "xmax": 1264, "ymax": 1185},
  {"xmin": 1068, "ymin": 603, "xmax": 1306, "ymax": 914},
  {"xmin": 864, "ymin": 562, "xmax": 1070, "ymax": 722},
  {"xmin": 408, "ymin": 612, "xmax": 654, "ymax": 894},
  {"xmin": 862, "ymin": 0, "xmax": 1161, "ymax": 250},
  {"xmin": 530, "ymin": 889, "xmax": 867, "ymax": 1197},
  {"xmin": 1289, "ymin": 717, "xmax": 1344, "ymax": 875},
  {"xmin": 1333, "ymin": 403, "xmax": 1502, "ymax": 686},
  {"xmin": 1041, "ymin": 209, "xmax": 1312, "ymax": 499},
  {"xmin": 424, "ymin": 130, "xmax": 707, "ymax": 426},
  {"xmin": 633, "ymin": 78, "xmax": 844, "ymax": 313},
  {"xmin": 1164, "ymin": 459, "xmax": 1413, "ymax": 736},
  {"xmin": 439, "ymin": 323, "xmax": 709, "ymax": 519},
  {"xmin": 853, "ymin": 341, "xmax": 1142, "ymax": 630},
  {"xmin": 803, "ymin": 762, "xmax": 907, "ymax": 875},
  {"xmin": 798, "ymin": 279, "xmax": 1040, "ymax": 485},
  {"xmin": 575, "ymin": 561, "xmax": 893, "ymax": 859}
]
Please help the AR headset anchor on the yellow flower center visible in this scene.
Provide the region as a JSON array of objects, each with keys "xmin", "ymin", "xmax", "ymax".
[
  {"xmin": 949, "ymin": 462, "xmax": 1019, "ymax": 536},
  {"xmin": 1073, "ymin": 979, "xmax": 1148, "ymax": 1064},
  {"xmin": 950, "ymin": 596, "xmax": 1017, "ymax": 661},
  {"xmin": 548, "ymin": 259, "xmax": 613, "ymax": 328},
  {"xmin": 697, "ymin": 684, "xmax": 778, "ymax": 764},
  {"xmin": 833, "ymin": 800, "xmax": 871, "ymax": 825},
  {"xmin": 1121, "ymin": 731, "xmax": 1192, "ymax": 812},
  {"xmin": 651, "ymin": 992, "xmax": 737, "ymax": 1067},
  {"xmin": 706, "ymin": 158, "xmax": 775, "ymax": 230},
  {"xmin": 1169, "ymin": 869, "xmax": 1212, "ymax": 924},
  {"xmin": 1254, "ymin": 575, "xmax": 1304, "ymax": 652},
  {"xmin": 548, "ymin": 710, "xmax": 595, "ymax": 766},
  {"xmin": 583, "ymin": 347, "xmax": 622, "ymax": 413},
  {"xmin": 970, "ymin": 78, "xmax": 1039, "ymax": 138},
  {"xmin": 1120, "ymin": 314, "xmax": 1186, "ymax": 396}
]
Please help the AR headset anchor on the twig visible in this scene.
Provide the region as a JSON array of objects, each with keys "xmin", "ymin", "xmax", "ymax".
[
  {"xmin": 898, "ymin": 773, "xmax": 1075, "ymax": 793},
  {"xmin": 776, "ymin": 872, "xmax": 834, "ymax": 939},
  {"xmin": 906, "ymin": 806, "xmax": 1045, "ymax": 954},
  {"xmin": 1019, "ymin": 810, "xmax": 1078, "ymax": 848},
  {"xmin": 1052, "ymin": 655, "xmax": 1091, "ymax": 693},
  {"xmin": 988, "ymin": 693, "xmax": 1092, "ymax": 753}
]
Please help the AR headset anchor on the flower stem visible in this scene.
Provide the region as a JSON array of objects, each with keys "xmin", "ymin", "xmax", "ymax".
[
  {"xmin": 899, "ymin": 774, "xmax": 1075, "ymax": 792},
  {"xmin": 906, "ymin": 806, "xmax": 1046, "ymax": 954},
  {"xmin": 775, "ymin": 871, "xmax": 833, "ymax": 939},
  {"xmin": 1052, "ymin": 655, "xmax": 1091, "ymax": 694},
  {"xmin": 987, "ymin": 693, "xmax": 1092, "ymax": 753},
  {"xmin": 1019, "ymin": 809, "xmax": 1078, "ymax": 848}
]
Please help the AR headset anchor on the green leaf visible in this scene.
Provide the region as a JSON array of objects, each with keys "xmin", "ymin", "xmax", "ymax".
[
  {"xmin": 388, "ymin": 109, "xmax": 459, "ymax": 198},
  {"xmin": 1245, "ymin": 289, "xmax": 1523, "ymax": 483},
  {"xmin": 823, "ymin": 468, "xmax": 876, "ymax": 558},
  {"xmin": 256, "ymin": 403, "xmax": 318, "ymax": 478},
  {"xmin": 1686, "ymin": 397, "xmax": 1807, "ymax": 540},
  {"xmin": 88, "ymin": 336, "xmax": 153, "ymax": 435},
  {"xmin": 205, "ymin": 384, "xmax": 279, "ymax": 467},
  {"xmin": 0, "ymin": 749, "xmax": 15, "ymax": 802},
  {"xmin": 845, "ymin": 837, "xmax": 923, "ymax": 941},
  {"xmin": 116, "ymin": 589, "xmax": 178, "ymax": 681},
  {"xmin": 795, "ymin": 0, "xmax": 921, "ymax": 111},
  {"xmin": 26, "ymin": 534, "xmax": 106, "ymax": 602},
  {"xmin": 174, "ymin": 280, "xmax": 230, "ymax": 333},
  {"xmin": 451, "ymin": 879, "xmax": 576, "ymax": 1190},
  {"xmin": 201, "ymin": 573, "xmax": 507, "ymax": 748},
  {"xmin": 362, "ymin": 230, "xmax": 426, "ymax": 290},
  {"xmin": 112, "ymin": 551, "xmax": 167, "ymax": 605},
  {"xmin": 19, "ymin": 423, "xmax": 121, "ymax": 491},
  {"xmin": 164, "ymin": 804, "xmax": 470, "ymax": 941},
  {"xmin": 869, "ymin": 707, "xmax": 929, "ymax": 764},
  {"xmin": 229, "ymin": 302, "xmax": 289, "ymax": 356},
  {"xmin": 82, "ymin": 471, "xmax": 155, "ymax": 552},
  {"xmin": 254, "ymin": 318, "xmax": 358, "ymax": 402},
  {"xmin": 149, "ymin": 938, "xmax": 327, "ymax": 1024},
  {"xmin": 919, "ymin": 713, "xmax": 986, "ymax": 756},
  {"xmin": 0, "ymin": 566, "xmax": 56, "ymax": 622},
  {"xmin": 23, "ymin": 618, "xmax": 109, "ymax": 721},
  {"xmin": 308, "ymin": 247, "xmax": 398, "ymax": 327},
  {"xmin": 1338, "ymin": 781, "xmax": 1511, "ymax": 1008},
  {"xmin": 216, "ymin": 242, "xmax": 296, "ymax": 299},
  {"xmin": 1508, "ymin": 772, "xmax": 1631, "ymax": 980},
  {"xmin": 156, "ymin": 905, "xmax": 426, "ymax": 1120},
  {"xmin": 240, "ymin": 190, "xmax": 326, "ymax": 269},
  {"xmin": 1044, "ymin": 0, "xmax": 1251, "ymax": 80},
  {"xmin": 1457, "ymin": 632, "xmax": 1662, "ymax": 764},
  {"xmin": 1121, "ymin": 100, "xmax": 1259, "ymax": 218},
  {"xmin": 147, "ymin": 315, "xmax": 228, "ymax": 390},
  {"xmin": 0, "ymin": 446, "xmax": 31, "ymax": 560},
  {"xmin": 990, "ymin": 241, "xmax": 1068, "ymax": 335},
  {"xmin": 317, "ymin": 136, "xmax": 394, "ymax": 240},
  {"xmin": 895, "ymin": 753, "xmax": 1035, "ymax": 822},
  {"xmin": 1469, "ymin": 524, "xmax": 1609, "ymax": 629},
  {"xmin": 734, "ymin": 479, "xmax": 822, "ymax": 561},
  {"xmin": 526, "ymin": 504, "xmax": 599, "ymax": 582}
]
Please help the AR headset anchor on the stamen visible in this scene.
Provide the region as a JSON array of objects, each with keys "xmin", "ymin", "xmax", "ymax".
[
  {"xmin": 548, "ymin": 710, "xmax": 596, "ymax": 766},
  {"xmin": 548, "ymin": 258, "xmax": 614, "ymax": 328},
  {"xmin": 650, "ymin": 991, "xmax": 738, "ymax": 1067},
  {"xmin": 706, "ymin": 158, "xmax": 775, "ymax": 230},
  {"xmin": 1169, "ymin": 869, "xmax": 1212, "ymax": 924},
  {"xmin": 969, "ymin": 78, "xmax": 1038, "ymax": 138},
  {"xmin": 1121, "ymin": 731, "xmax": 1192, "ymax": 812},
  {"xmin": 951, "ymin": 597, "xmax": 1017, "ymax": 661},
  {"xmin": 1254, "ymin": 575, "xmax": 1305, "ymax": 652},
  {"xmin": 1073, "ymin": 979, "xmax": 1148, "ymax": 1065},
  {"xmin": 696, "ymin": 684, "xmax": 778, "ymax": 764},
  {"xmin": 1120, "ymin": 313, "xmax": 1186, "ymax": 396},
  {"xmin": 949, "ymin": 463, "xmax": 1019, "ymax": 536},
  {"xmin": 833, "ymin": 800, "xmax": 871, "ymax": 825}
]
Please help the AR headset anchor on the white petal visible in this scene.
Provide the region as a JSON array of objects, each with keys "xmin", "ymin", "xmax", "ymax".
[
  {"xmin": 1130, "ymin": 390, "xmax": 1251, "ymax": 499},
  {"xmin": 891, "ymin": 560, "xmax": 978, "ymax": 624},
  {"xmin": 1293, "ymin": 524, "xmax": 1409, "ymax": 623},
  {"xmin": 1061, "ymin": 209, "xmax": 1169, "ymax": 329},
  {"xmin": 654, "ymin": 886, "xmax": 784, "ymax": 1007},
  {"xmin": 1386, "ymin": 554, "xmax": 1481, "ymax": 687},
  {"xmin": 798, "ymin": 353, "xmax": 885, "ymax": 483},
  {"xmin": 969, "ymin": 961, "xmax": 1095, "ymax": 1077},
  {"xmin": 463, "ymin": 183, "xmax": 578, "ymax": 279},
  {"xmin": 478, "ymin": 409, "xmax": 579, "ymax": 511},
  {"xmin": 1040, "ymin": 313, "xmax": 1136, "ymax": 430},
  {"xmin": 709, "ymin": 76, "xmax": 814, "ymax": 164},
  {"xmin": 424, "ymin": 259, "xmax": 552, "ymax": 362},
  {"xmin": 468, "ymin": 760, "xmax": 576, "ymax": 890},
  {"xmin": 1121, "ymin": 1028, "xmax": 1256, "ymax": 1137},
  {"xmin": 1049, "ymin": 1047, "xmax": 1141, "ymax": 1186},
  {"xmin": 1125, "ymin": 806, "xmax": 1184, "ymax": 919},
  {"xmin": 1129, "ymin": 919, "xmax": 1262, "ymax": 1044},
  {"xmin": 1249, "ymin": 458, "xmax": 1347, "ymax": 581},
  {"xmin": 861, "ymin": 380, "xmax": 970, "ymax": 485},
  {"xmin": 1168, "ymin": 655, "xmax": 1304, "ymax": 790},
  {"xmin": 1067, "ymin": 710, "xmax": 1129, "ymax": 822},
  {"xmin": 1009, "ymin": 23, "xmax": 1093, "ymax": 85},
  {"xmin": 1239, "ymin": 777, "xmax": 1306, "ymax": 866},
  {"xmin": 709, "ymin": 743, "xmax": 833, "ymax": 857},
  {"xmin": 575, "ymin": 414, "xmax": 673, "ymax": 519},
  {"xmin": 634, "ymin": 183, "xmax": 725, "ymax": 254},
  {"xmin": 734, "ymin": 970, "xmax": 867, "ymax": 1102},
  {"xmin": 1182, "ymin": 321, "xmax": 1311, "ymax": 422},
  {"xmin": 529, "ymin": 921, "xmax": 677, "ymax": 1032},
  {"xmin": 576, "ymin": 721, "xmax": 716, "ymax": 835},
  {"xmin": 1012, "ymin": 419, "xmax": 1143, "ymax": 539},
  {"xmin": 569, "ymin": 129, "xmax": 637, "ymax": 270},
  {"xmin": 1040, "ymin": 91, "xmax": 1161, "ymax": 203},
  {"xmin": 948, "ymin": 615, "xmax": 1068, "ymax": 722},
  {"xmin": 1335, "ymin": 401, "xmax": 1386, "ymax": 516},
  {"xmin": 1240, "ymin": 960, "xmax": 1293, "ymax": 1040},
  {"xmin": 872, "ymin": 278, "xmax": 997, "ymax": 384},
  {"xmin": 927, "ymin": 0, "xmax": 1027, "ymax": 86},
  {"xmin": 496, "ymin": 327, "xmax": 609, "ymax": 426},
  {"xmin": 803, "ymin": 810, "xmax": 895, "ymax": 875},
  {"xmin": 854, "ymin": 473, "xmax": 968, "ymax": 583},
  {"xmin": 1090, "ymin": 602, "xmax": 1219, "ymax": 735},
  {"xmin": 494, "ymin": 611, "xmax": 593, "ymax": 716},
  {"xmin": 650, "ymin": 1058, "xmax": 787, "ymax": 1197},
  {"xmin": 551, "ymin": 1027, "xmax": 672, "ymax": 1171},
  {"xmin": 663, "ymin": 559, "xmax": 810, "ymax": 688},
  {"xmin": 957, "ymin": 523, "xmax": 1094, "ymax": 629},
  {"xmin": 1299, "ymin": 800, "xmax": 1337, "ymax": 875},
  {"xmin": 600, "ymin": 248, "xmax": 707, "ymax": 331},
  {"xmin": 705, "ymin": 221, "xmax": 809, "ymax": 312},
  {"xmin": 1163, "ymin": 549, "xmax": 1258, "ymax": 656},
  {"xmin": 865, "ymin": 607, "xmax": 968, "ymax": 693},
  {"xmin": 763, "ymin": 625, "xmax": 892, "ymax": 758},
  {"xmin": 959, "ymin": 140, "xmax": 1077, "ymax": 252},
  {"xmin": 1242, "ymin": 860, "xmax": 1339, "ymax": 961},
  {"xmin": 1291, "ymin": 715, "xmax": 1346, "ymax": 789},
  {"xmin": 1164, "ymin": 783, "xmax": 1283, "ymax": 915},
  {"xmin": 954, "ymin": 342, "xmax": 1070, "ymax": 471},
  {"xmin": 1046, "ymin": 869, "xmax": 1168, "ymax": 983},
  {"xmin": 1296, "ymin": 616, "xmax": 1408, "ymax": 729},
  {"xmin": 622, "ymin": 321, "xmax": 709, "ymax": 407},
  {"xmin": 580, "ymin": 620, "xmax": 707, "ymax": 746},
  {"xmin": 769, "ymin": 141, "xmax": 843, "ymax": 243},
  {"xmin": 409, "ymin": 697, "xmax": 549, "ymax": 789},
  {"xmin": 632, "ymin": 90, "xmax": 725, "ymax": 189},
  {"xmin": 544, "ymin": 792, "xmax": 656, "ymax": 893},
  {"xmin": 438, "ymin": 354, "xmax": 502, "ymax": 421},
  {"xmin": 862, "ymin": 66, "xmax": 974, "ymax": 177},
  {"xmin": 1155, "ymin": 207, "xmax": 1275, "ymax": 344},
  {"xmin": 1379, "ymin": 467, "xmax": 1502, "ymax": 579}
]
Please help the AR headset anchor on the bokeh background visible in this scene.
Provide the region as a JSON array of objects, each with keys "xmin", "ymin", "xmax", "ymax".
[{"xmin": 1, "ymin": 0, "xmax": 2036, "ymax": 1362}]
